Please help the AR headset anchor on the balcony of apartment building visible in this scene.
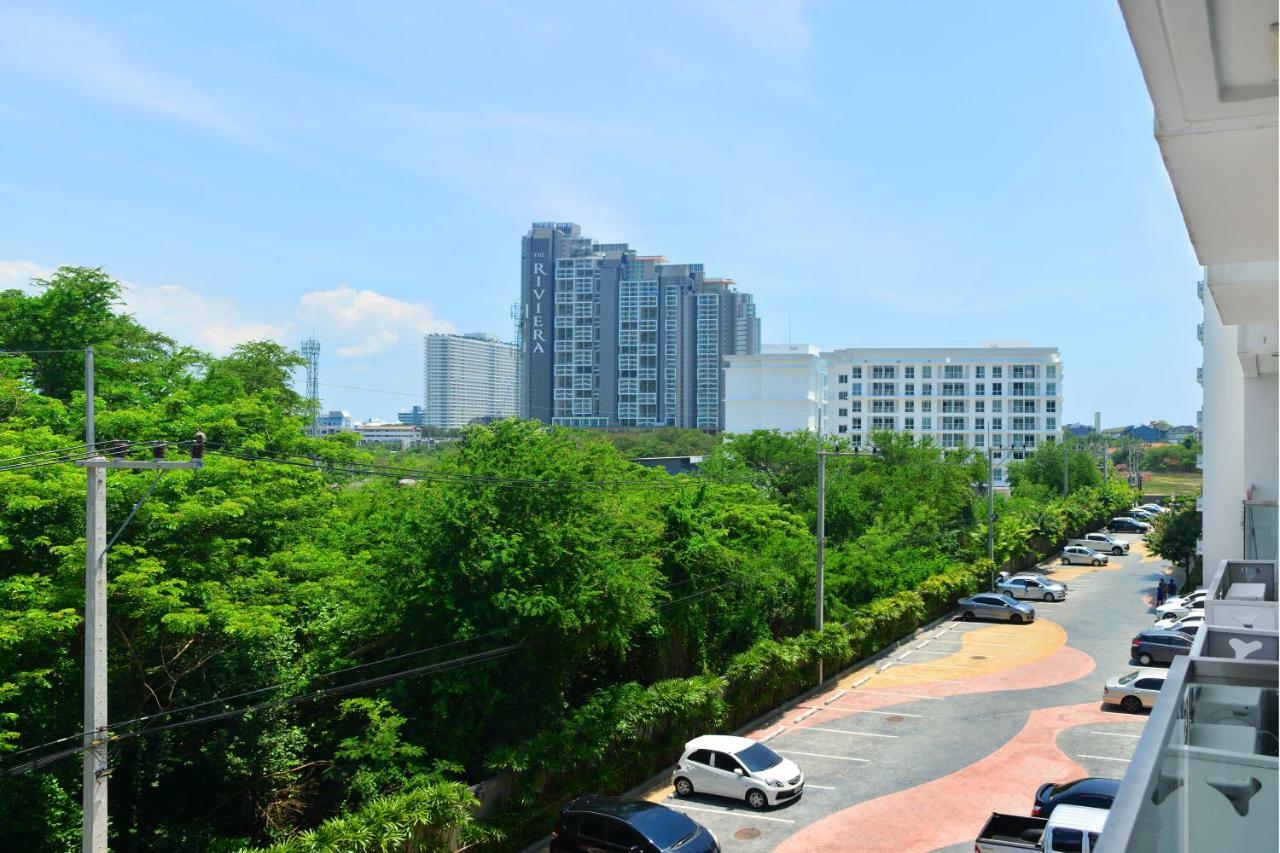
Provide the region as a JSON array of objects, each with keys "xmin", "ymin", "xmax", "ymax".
[
  {"xmin": 1102, "ymin": 560, "xmax": 1278, "ymax": 852},
  {"xmin": 1102, "ymin": 2, "xmax": 1279, "ymax": 851}
]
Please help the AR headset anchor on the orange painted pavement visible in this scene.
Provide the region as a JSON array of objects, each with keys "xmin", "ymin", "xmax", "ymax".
[{"xmin": 774, "ymin": 702, "xmax": 1137, "ymax": 853}]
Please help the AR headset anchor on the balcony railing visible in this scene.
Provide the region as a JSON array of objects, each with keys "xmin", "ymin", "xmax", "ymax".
[
  {"xmin": 1197, "ymin": 322, "xmax": 1204, "ymax": 342},
  {"xmin": 1099, "ymin": 559, "xmax": 1278, "ymax": 853},
  {"xmin": 1245, "ymin": 502, "xmax": 1279, "ymax": 561},
  {"xmin": 1197, "ymin": 279, "xmax": 1205, "ymax": 302},
  {"xmin": 1197, "ymin": 367, "xmax": 1204, "ymax": 385}
]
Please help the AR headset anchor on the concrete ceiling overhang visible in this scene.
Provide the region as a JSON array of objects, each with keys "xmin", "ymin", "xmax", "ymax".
[{"xmin": 1120, "ymin": 0, "xmax": 1279, "ymax": 266}]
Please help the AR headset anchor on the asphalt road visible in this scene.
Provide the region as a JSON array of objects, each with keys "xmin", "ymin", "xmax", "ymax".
[{"xmin": 633, "ymin": 533, "xmax": 1171, "ymax": 853}]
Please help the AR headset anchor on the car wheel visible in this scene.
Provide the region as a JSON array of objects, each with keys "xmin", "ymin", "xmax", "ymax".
[
  {"xmin": 1043, "ymin": 591, "xmax": 1053, "ymax": 602},
  {"xmin": 1121, "ymin": 695, "xmax": 1143, "ymax": 713},
  {"xmin": 1113, "ymin": 547, "xmax": 1123, "ymax": 556},
  {"xmin": 1138, "ymin": 652, "xmax": 1153, "ymax": 666},
  {"xmin": 674, "ymin": 777, "xmax": 693, "ymax": 797},
  {"xmin": 1094, "ymin": 559, "xmax": 1103, "ymax": 566},
  {"xmin": 1009, "ymin": 613, "xmax": 1023, "ymax": 625},
  {"xmin": 746, "ymin": 789, "xmax": 768, "ymax": 810},
  {"xmin": 962, "ymin": 611, "xmax": 975, "ymax": 622}
]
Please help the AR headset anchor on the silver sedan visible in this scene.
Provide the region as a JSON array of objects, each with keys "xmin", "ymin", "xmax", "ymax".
[
  {"xmin": 957, "ymin": 593, "xmax": 1036, "ymax": 624},
  {"xmin": 996, "ymin": 575, "xmax": 1068, "ymax": 602}
]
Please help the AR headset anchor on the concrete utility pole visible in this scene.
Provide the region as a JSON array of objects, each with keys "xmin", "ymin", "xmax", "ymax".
[
  {"xmin": 816, "ymin": 448, "xmax": 859, "ymax": 684},
  {"xmin": 77, "ymin": 347, "xmax": 203, "ymax": 853},
  {"xmin": 987, "ymin": 446, "xmax": 996, "ymax": 590},
  {"xmin": 1063, "ymin": 439, "xmax": 1069, "ymax": 497}
]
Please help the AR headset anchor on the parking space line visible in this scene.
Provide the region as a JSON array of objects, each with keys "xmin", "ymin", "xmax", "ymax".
[
  {"xmin": 774, "ymin": 749, "xmax": 870, "ymax": 763},
  {"xmin": 664, "ymin": 803, "xmax": 796, "ymax": 824},
  {"xmin": 804, "ymin": 784, "xmax": 837, "ymax": 790},
  {"xmin": 850, "ymin": 688, "xmax": 946, "ymax": 700},
  {"xmin": 787, "ymin": 725, "xmax": 898, "ymax": 739},
  {"xmin": 1076, "ymin": 754, "xmax": 1132, "ymax": 763},
  {"xmin": 800, "ymin": 705, "xmax": 924, "ymax": 719},
  {"xmin": 1088, "ymin": 731, "xmax": 1142, "ymax": 739}
]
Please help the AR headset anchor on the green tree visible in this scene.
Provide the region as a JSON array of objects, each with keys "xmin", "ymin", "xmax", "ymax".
[
  {"xmin": 1007, "ymin": 439, "xmax": 1102, "ymax": 498},
  {"xmin": 1146, "ymin": 496, "xmax": 1202, "ymax": 569}
]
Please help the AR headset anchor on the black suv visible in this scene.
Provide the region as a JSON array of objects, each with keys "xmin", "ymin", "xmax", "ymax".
[
  {"xmin": 551, "ymin": 795, "xmax": 719, "ymax": 853},
  {"xmin": 1032, "ymin": 777, "xmax": 1120, "ymax": 818}
]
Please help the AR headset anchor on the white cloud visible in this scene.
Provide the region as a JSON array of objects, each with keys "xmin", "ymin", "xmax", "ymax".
[
  {"xmin": 298, "ymin": 285, "xmax": 455, "ymax": 358},
  {"xmin": 123, "ymin": 283, "xmax": 291, "ymax": 353},
  {"xmin": 0, "ymin": 260, "xmax": 56, "ymax": 290},
  {"xmin": 0, "ymin": 8, "xmax": 242, "ymax": 136}
]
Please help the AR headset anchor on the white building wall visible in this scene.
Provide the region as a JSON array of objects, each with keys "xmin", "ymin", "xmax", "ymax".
[
  {"xmin": 724, "ymin": 345, "xmax": 827, "ymax": 434},
  {"xmin": 1200, "ymin": 291, "xmax": 1247, "ymax": 563}
]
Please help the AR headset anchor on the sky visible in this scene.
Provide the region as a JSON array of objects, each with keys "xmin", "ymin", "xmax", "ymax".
[{"xmin": 0, "ymin": 1, "xmax": 1203, "ymax": 426}]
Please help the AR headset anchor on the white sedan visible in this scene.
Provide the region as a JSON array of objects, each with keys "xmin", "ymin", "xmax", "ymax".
[
  {"xmin": 1104, "ymin": 668, "xmax": 1168, "ymax": 713},
  {"xmin": 673, "ymin": 735, "xmax": 803, "ymax": 809},
  {"xmin": 1156, "ymin": 590, "xmax": 1207, "ymax": 620}
]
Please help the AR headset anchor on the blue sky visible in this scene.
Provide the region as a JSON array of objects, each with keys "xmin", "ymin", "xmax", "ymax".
[{"xmin": 0, "ymin": 1, "xmax": 1202, "ymax": 426}]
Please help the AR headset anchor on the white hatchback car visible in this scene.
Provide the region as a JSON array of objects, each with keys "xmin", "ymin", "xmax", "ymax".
[{"xmin": 672, "ymin": 735, "xmax": 803, "ymax": 809}]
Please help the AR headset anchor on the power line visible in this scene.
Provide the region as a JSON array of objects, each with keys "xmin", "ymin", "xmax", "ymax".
[{"xmin": 3, "ymin": 643, "xmax": 521, "ymax": 777}]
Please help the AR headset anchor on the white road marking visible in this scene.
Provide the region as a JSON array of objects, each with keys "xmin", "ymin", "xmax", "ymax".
[
  {"xmin": 804, "ymin": 784, "xmax": 837, "ymax": 790},
  {"xmin": 665, "ymin": 803, "xmax": 796, "ymax": 823},
  {"xmin": 850, "ymin": 688, "xmax": 946, "ymax": 700},
  {"xmin": 786, "ymin": 725, "xmax": 898, "ymax": 739},
  {"xmin": 774, "ymin": 749, "xmax": 870, "ymax": 763},
  {"xmin": 799, "ymin": 705, "xmax": 924, "ymax": 719},
  {"xmin": 1076, "ymin": 754, "xmax": 1132, "ymax": 763},
  {"xmin": 1089, "ymin": 731, "xmax": 1143, "ymax": 739}
]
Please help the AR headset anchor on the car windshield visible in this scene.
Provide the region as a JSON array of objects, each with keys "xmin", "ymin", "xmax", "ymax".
[
  {"xmin": 735, "ymin": 742, "xmax": 783, "ymax": 772},
  {"xmin": 629, "ymin": 805, "xmax": 699, "ymax": 849}
]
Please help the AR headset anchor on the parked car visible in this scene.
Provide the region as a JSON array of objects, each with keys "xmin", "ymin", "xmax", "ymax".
[
  {"xmin": 1068, "ymin": 533, "xmax": 1129, "ymax": 555},
  {"xmin": 976, "ymin": 805, "xmax": 1108, "ymax": 852},
  {"xmin": 673, "ymin": 735, "xmax": 803, "ymax": 810},
  {"xmin": 1127, "ymin": 508, "xmax": 1155, "ymax": 521},
  {"xmin": 1155, "ymin": 590, "xmax": 1207, "ymax": 620},
  {"xmin": 1161, "ymin": 588, "xmax": 1206, "ymax": 611},
  {"xmin": 1131, "ymin": 628, "xmax": 1194, "ymax": 666},
  {"xmin": 1153, "ymin": 612, "xmax": 1205, "ymax": 635},
  {"xmin": 958, "ymin": 593, "xmax": 1036, "ymax": 624},
  {"xmin": 1103, "ymin": 668, "xmax": 1168, "ymax": 712},
  {"xmin": 551, "ymin": 795, "xmax": 720, "ymax": 853},
  {"xmin": 1032, "ymin": 777, "xmax": 1122, "ymax": 817},
  {"xmin": 1140, "ymin": 503, "xmax": 1168, "ymax": 515},
  {"xmin": 1106, "ymin": 517, "xmax": 1150, "ymax": 533},
  {"xmin": 1061, "ymin": 545, "xmax": 1108, "ymax": 566},
  {"xmin": 996, "ymin": 574, "xmax": 1069, "ymax": 602}
]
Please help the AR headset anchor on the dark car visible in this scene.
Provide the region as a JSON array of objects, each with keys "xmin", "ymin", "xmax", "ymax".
[
  {"xmin": 1032, "ymin": 777, "xmax": 1121, "ymax": 818},
  {"xmin": 551, "ymin": 795, "xmax": 719, "ymax": 853},
  {"xmin": 1106, "ymin": 517, "xmax": 1150, "ymax": 534},
  {"xmin": 1131, "ymin": 628, "xmax": 1194, "ymax": 666}
]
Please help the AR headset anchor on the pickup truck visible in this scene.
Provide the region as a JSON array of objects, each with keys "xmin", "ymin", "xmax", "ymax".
[
  {"xmin": 975, "ymin": 805, "xmax": 1108, "ymax": 852},
  {"xmin": 1068, "ymin": 533, "xmax": 1128, "ymax": 556}
]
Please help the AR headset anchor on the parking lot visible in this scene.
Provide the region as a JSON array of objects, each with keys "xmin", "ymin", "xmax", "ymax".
[{"xmin": 633, "ymin": 533, "xmax": 1170, "ymax": 852}]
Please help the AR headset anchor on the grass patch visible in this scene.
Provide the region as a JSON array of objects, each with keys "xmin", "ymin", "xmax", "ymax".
[{"xmin": 1143, "ymin": 471, "xmax": 1202, "ymax": 496}]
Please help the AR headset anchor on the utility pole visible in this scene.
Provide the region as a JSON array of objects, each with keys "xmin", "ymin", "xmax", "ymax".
[
  {"xmin": 816, "ymin": 448, "xmax": 859, "ymax": 684},
  {"xmin": 77, "ymin": 346, "xmax": 203, "ymax": 853},
  {"xmin": 987, "ymin": 446, "xmax": 996, "ymax": 590},
  {"xmin": 1063, "ymin": 439, "xmax": 1069, "ymax": 497}
]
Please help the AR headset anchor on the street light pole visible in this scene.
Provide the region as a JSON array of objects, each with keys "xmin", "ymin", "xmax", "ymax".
[{"xmin": 1063, "ymin": 439, "xmax": 1069, "ymax": 497}]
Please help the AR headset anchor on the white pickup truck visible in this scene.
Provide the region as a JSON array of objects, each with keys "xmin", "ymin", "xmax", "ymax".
[
  {"xmin": 975, "ymin": 805, "xmax": 1108, "ymax": 853},
  {"xmin": 1068, "ymin": 532, "xmax": 1129, "ymax": 556}
]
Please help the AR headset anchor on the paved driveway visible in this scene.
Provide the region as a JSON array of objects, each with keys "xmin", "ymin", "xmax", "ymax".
[{"xmin": 636, "ymin": 534, "xmax": 1169, "ymax": 852}]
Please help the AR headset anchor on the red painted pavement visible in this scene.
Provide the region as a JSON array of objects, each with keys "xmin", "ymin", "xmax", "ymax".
[{"xmin": 774, "ymin": 702, "xmax": 1134, "ymax": 853}]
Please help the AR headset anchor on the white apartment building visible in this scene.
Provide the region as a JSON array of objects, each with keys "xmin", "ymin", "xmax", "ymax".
[
  {"xmin": 725, "ymin": 344, "xmax": 827, "ymax": 434},
  {"xmin": 423, "ymin": 333, "xmax": 518, "ymax": 430},
  {"xmin": 1103, "ymin": 4, "xmax": 1277, "ymax": 851},
  {"xmin": 825, "ymin": 346, "xmax": 1063, "ymax": 485}
]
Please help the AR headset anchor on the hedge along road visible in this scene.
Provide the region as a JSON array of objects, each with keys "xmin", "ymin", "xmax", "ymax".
[{"xmin": 638, "ymin": 533, "xmax": 1165, "ymax": 852}]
